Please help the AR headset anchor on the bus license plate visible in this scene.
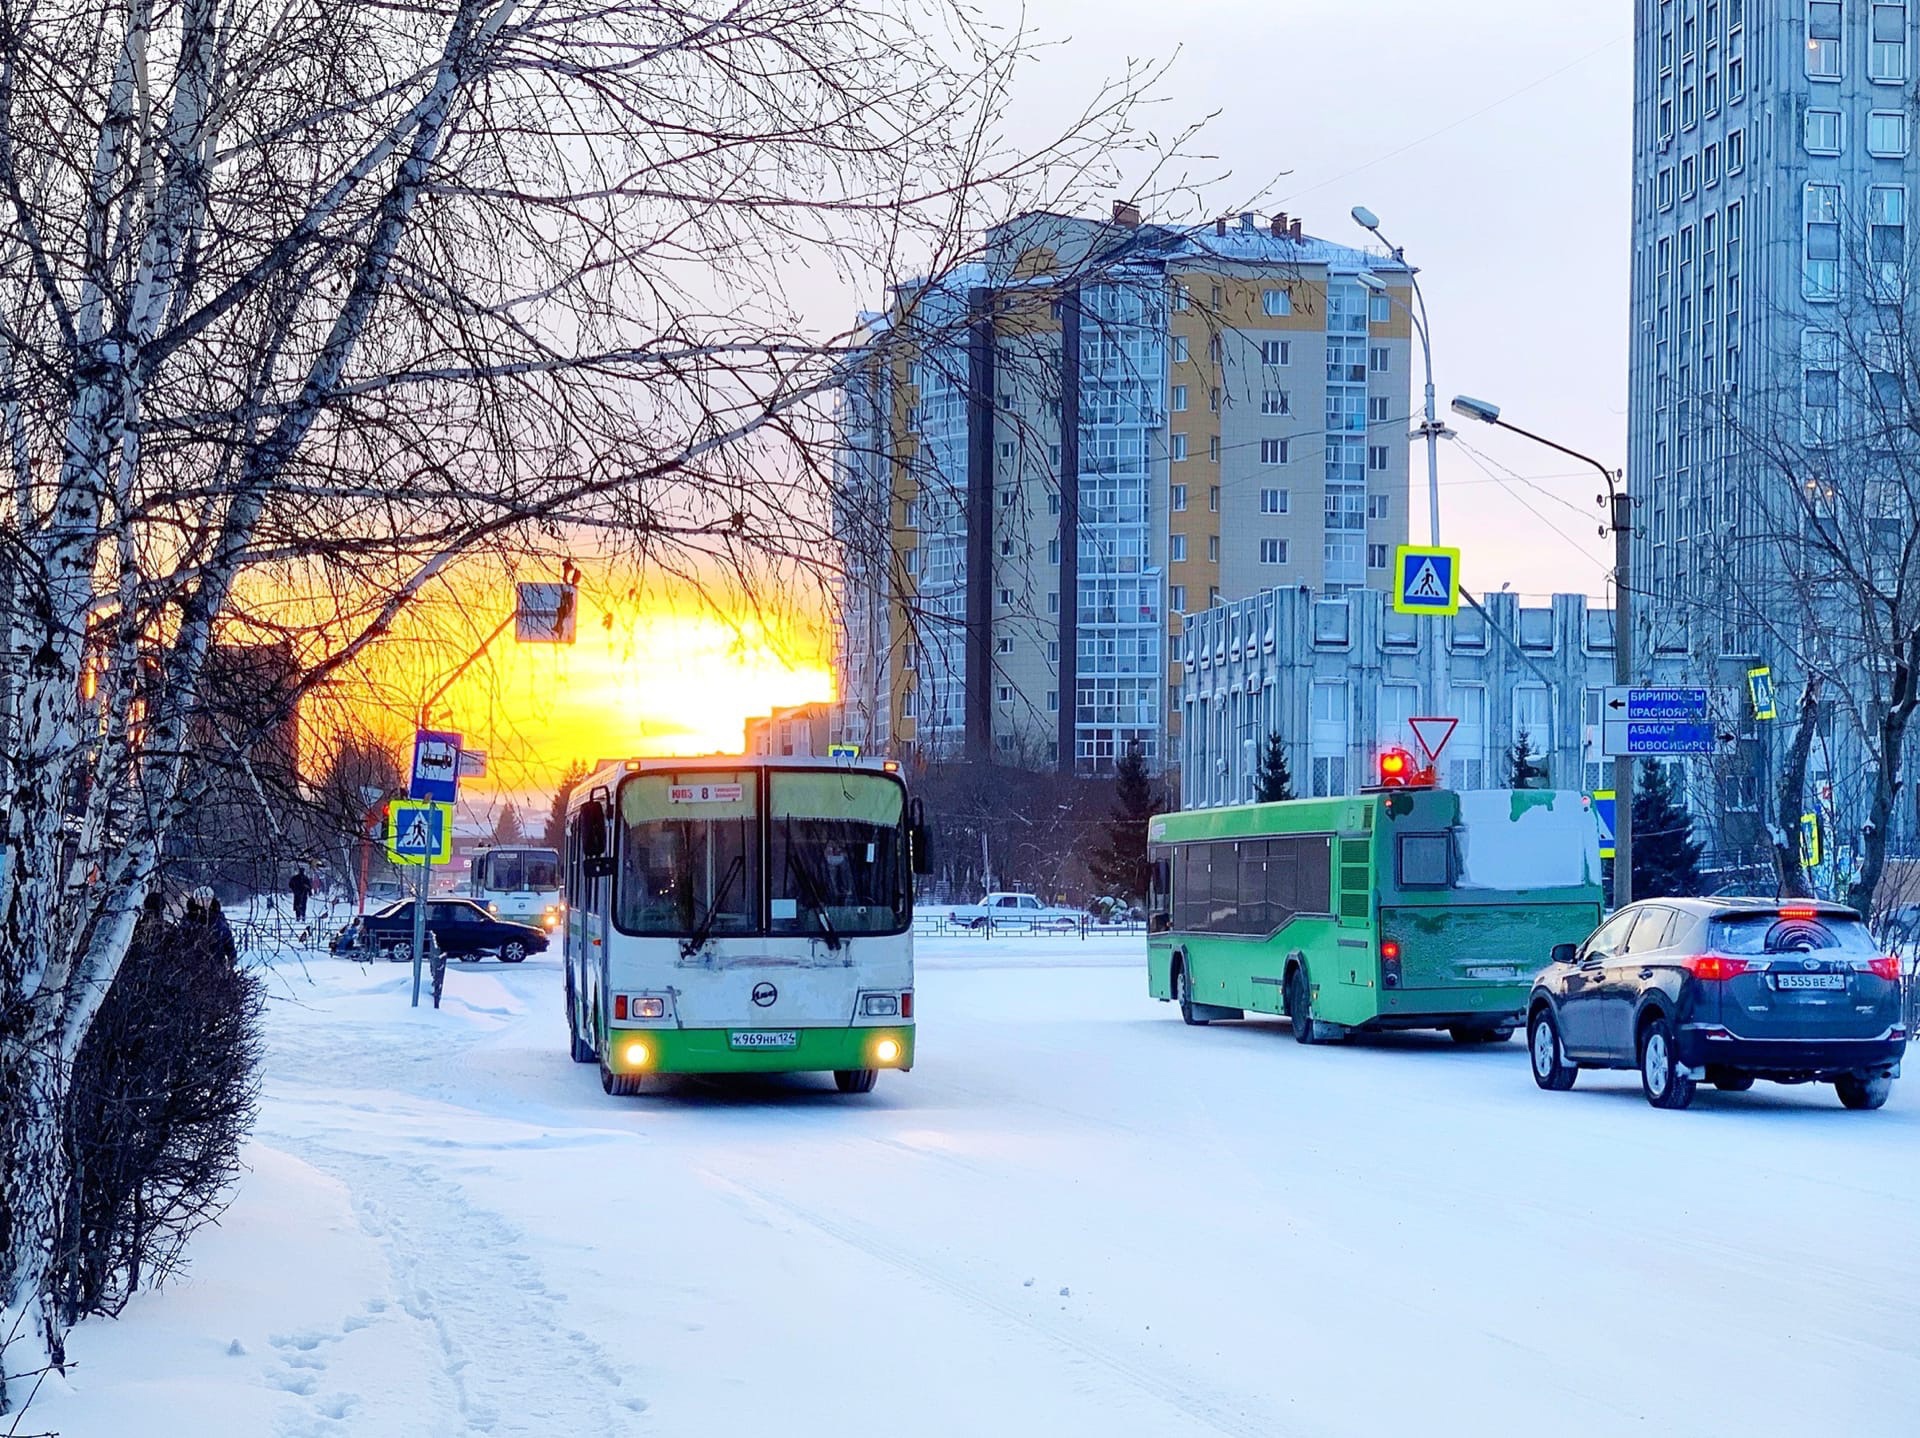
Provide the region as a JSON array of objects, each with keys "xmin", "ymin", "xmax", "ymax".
[
  {"xmin": 1774, "ymin": 973, "xmax": 1845, "ymax": 991},
  {"xmin": 729, "ymin": 1030, "xmax": 798, "ymax": 1050}
]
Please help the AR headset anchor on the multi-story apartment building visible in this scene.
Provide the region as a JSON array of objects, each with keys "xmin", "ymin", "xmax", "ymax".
[
  {"xmin": 833, "ymin": 204, "xmax": 1415, "ymax": 775},
  {"xmin": 1628, "ymin": 0, "xmax": 1920, "ymax": 855}
]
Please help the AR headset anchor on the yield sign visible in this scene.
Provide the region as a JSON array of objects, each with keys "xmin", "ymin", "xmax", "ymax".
[{"xmin": 1408, "ymin": 716, "xmax": 1459, "ymax": 767}]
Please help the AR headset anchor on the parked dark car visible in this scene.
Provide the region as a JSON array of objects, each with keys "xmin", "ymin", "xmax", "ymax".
[
  {"xmin": 1527, "ymin": 897, "xmax": 1906, "ymax": 1110},
  {"xmin": 335, "ymin": 898, "xmax": 547, "ymax": 964}
]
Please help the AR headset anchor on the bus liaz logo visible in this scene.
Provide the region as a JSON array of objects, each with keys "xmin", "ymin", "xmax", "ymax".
[{"xmin": 752, "ymin": 982, "xmax": 778, "ymax": 1007}]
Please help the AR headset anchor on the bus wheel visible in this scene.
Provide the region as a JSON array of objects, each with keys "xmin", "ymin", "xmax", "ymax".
[
  {"xmin": 565, "ymin": 971, "xmax": 594, "ymax": 1065},
  {"xmin": 1285, "ymin": 968, "xmax": 1315, "ymax": 1044},
  {"xmin": 834, "ymin": 1069, "xmax": 878, "ymax": 1094},
  {"xmin": 1173, "ymin": 959, "xmax": 1208, "ymax": 1026}
]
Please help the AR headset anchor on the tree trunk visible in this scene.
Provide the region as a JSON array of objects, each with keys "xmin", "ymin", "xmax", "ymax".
[
  {"xmin": 1772, "ymin": 679, "xmax": 1820, "ymax": 899},
  {"xmin": 1849, "ymin": 644, "xmax": 1920, "ymax": 916},
  {"xmin": 1, "ymin": 1046, "xmax": 70, "ymax": 1414}
]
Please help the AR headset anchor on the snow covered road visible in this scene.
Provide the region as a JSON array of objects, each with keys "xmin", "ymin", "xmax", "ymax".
[{"xmin": 47, "ymin": 936, "xmax": 1920, "ymax": 1437}]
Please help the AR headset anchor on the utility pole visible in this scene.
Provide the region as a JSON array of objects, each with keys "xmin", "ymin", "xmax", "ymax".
[{"xmin": 1450, "ymin": 396, "xmax": 1630, "ymax": 903}]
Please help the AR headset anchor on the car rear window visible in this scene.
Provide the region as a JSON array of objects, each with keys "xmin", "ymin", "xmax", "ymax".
[{"xmin": 1711, "ymin": 913, "xmax": 1878, "ymax": 956}]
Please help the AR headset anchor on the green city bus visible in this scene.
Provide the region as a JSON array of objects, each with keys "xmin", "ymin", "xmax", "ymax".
[{"xmin": 1146, "ymin": 784, "xmax": 1605, "ymax": 1043}]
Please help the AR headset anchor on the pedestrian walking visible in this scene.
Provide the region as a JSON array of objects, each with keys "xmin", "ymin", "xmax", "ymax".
[{"xmin": 289, "ymin": 866, "xmax": 312, "ymax": 921}]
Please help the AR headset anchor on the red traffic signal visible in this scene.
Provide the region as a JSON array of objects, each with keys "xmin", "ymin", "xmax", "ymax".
[{"xmin": 1376, "ymin": 746, "xmax": 1436, "ymax": 790}]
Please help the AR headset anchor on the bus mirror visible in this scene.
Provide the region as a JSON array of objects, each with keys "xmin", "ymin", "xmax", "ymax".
[
  {"xmin": 910, "ymin": 824, "xmax": 932, "ymax": 875},
  {"xmin": 580, "ymin": 799, "xmax": 608, "ymax": 858}
]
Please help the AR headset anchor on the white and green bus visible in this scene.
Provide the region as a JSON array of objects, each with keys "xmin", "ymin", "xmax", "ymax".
[
  {"xmin": 468, "ymin": 843, "xmax": 563, "ymax": 931},
  {"xmin": 563, "ymin": 756, "xmax": 926, "ymax": 1094}
]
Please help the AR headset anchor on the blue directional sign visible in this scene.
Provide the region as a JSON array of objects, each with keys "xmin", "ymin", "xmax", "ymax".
[
  {"xmin": 1616, "ymin": 721, "xmax": 1716, "ymax": 756},
  {"xmin": 409, "ymin": 728, "xmax": 463, "ymax": 804},
  {"xmin": 1604, "ymin": 686, "xmax": 1709, "ymax": 721},
  {"xmin": 1392, "ymin": 545, "xmax": 1461, "ymax": 616},
  {"xmin": 1601, "ymin": 686, "xmax": 1718, "ymax": 756}
]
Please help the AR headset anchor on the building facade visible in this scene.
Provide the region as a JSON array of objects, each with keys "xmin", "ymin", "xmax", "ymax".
[
  {"xmin": 1627, "ymin": 0, "xmax": 1920, "ymax": 860},
  {"xmin": 745, "ymin": 702, "xmax": 832, "ymax": 758},
  {"xmin": 833, "ymin": 205, "xmax": 1415, "ymax": 775}
]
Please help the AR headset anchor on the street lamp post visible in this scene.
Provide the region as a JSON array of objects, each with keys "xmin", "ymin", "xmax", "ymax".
[
  {"xmin": 1352, "ymin": 207, "xmax": 1453, "ymax": 720},
  {"xmin": 1451, "ymin": 395, "xmax": 1635, "ymax": 905}
]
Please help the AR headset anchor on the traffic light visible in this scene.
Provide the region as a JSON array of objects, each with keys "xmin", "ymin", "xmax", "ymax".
[{"xmin": 1378, "ymin": 746, "xmax": 1418, "ymax": 787}]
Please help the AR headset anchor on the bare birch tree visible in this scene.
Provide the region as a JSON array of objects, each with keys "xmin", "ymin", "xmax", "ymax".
[{"xmin": 0, "ymin": 0, "xmax": 1179, "ymax": 1401}]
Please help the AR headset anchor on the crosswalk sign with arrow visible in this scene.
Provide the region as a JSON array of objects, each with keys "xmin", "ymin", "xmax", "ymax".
[
  {"xmin": 386, "ymin": 800, "xmax": 454, "ymax": 866},
  {"xmin": 1392, "ymin": 545, "xmax": 1461, "ymax": 616}
]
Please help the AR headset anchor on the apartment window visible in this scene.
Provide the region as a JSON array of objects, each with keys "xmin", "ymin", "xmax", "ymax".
[
  {"xmin": 1805, "ymin": 108, "xmax": 1843, "ymax": 154},
  {"xmin": 904, "ymin": 548, "xmax": 919, "ymax": 576},
  {"xmin": 1000, "ymin": 488, "xmax": 1015, "ymax": 508},
  {"xmin": 901, "ymin": 691, "xmax": 916, "ymax": 719},
  {"xmin": 1869, "ymin": 184, "xmax": 1906, "ymax": 293},
  {"xmin": 1208, "ymin": 586, "xmax": 1221, "ymax": 607},
  {"xmin": 1169, "ymin": 533, "xmax": 1188, "ymax": 562},
  {"xmin": 1703, "ymin": 142, "xmax": 1720, "ymax": 186},
  {"xmin": 1047, "ymin": 690, "xmax": 1059, "ymax": 713},
  {"xmin": 1658, "ymin": 167, "xmax": 1674, "ymax": 209},
  {"xmin": 1259, "ymin": 487, "xmax": 1289, "ymax": 514},
  {"xmin": 1047, "ymin": 591, "xmax": 1059, "ymax": 615},
  {"xmin": 1259, "ymin": 438, "xmax": 1289, "ymax": 465},
  {"xmin": 1260, "ymin": 339, "xmax": 1290, "ymax": 366},
  {"xmin": 1210, "ymin": 284, "xmax": 1223, "ymax": 308},
  {"xmin": 1368, "ymin": 494, "xmax": 1390, "ymax": 520},
  {"xmin": 1727, "ymin": 126, "xmax": 1745, "ymax": 172},
  {"xmin": 1805, "ymin": 183, "xmax": 1841, "ymax": 299},
  {"xmin": 1367, "ymin": 445, "xmax": 1389, "ymax": 472},
  {"xmin": 1047, "ymin": 537, "xmax": 1060, "ymax": 564},
  {"xmin": 998, "ymin": 587, "xmax": 1014, "ymax": 606},
  {"xmin": 1209, "ymin": 486, "xmax": 1220, "ymax": 512},
  {"xmin": 1804, "ymin": 328, "xmax": 1840, "ymax": 445},
  {"xmin": 1207, "ymin": 535, "xmax": 1220, "ymax": 563},
  {"xmin": 1208, "ymin": 386, "xmax": 1221, "ymax": 413},
  {"xmin": 1261, "ymin": 389, "xmax": 1290, "ymax": 415},
  {"xmin": 1367, "ymin": 543, "xmax": 1390, "ymax": 570},
  {"xmin": 995, "ymin": 637, "xmax": 1014, "ymax": 655},
  {"xmin": 1047, "ymin": 493, "xmax": 1061, "ymax": 515},
  {"xmin": 1048, "ymin": 443, "xmax": 1061, "ymax": 469},
  {"xmin": 1807, "ymin": 2, "xmax": 1843, "ymax": 78},
  {"xmin": 1168, "ymin": 585, "xmax": 1186, "ymax": 612},
  {"xmin": 1208, "ymin": 435, "xmax": 1221, "ymax": 462},
  {"xmin": 1869, "ymin": 109, "xmax": 1911, "ymax": 156},
  {"xmin": 1367, "ymin": 396, "xmax": 1390, "ymax": 423},
  {"xmin": 1369, "ymin": 346, "xmax": 1389, "ymax": 373},
  {"xmin": 995, "ymin": 735, "xmax": 1014, "ymax": 754},
  {"xmin": 1047, "ymin": 641, "xmax": 1059, "ymax": 661},
  {"xmin": 1680, "ymin": 154, "xmax": 1696, "ymax": 198},
  {"xmin": 1262, "ymin": 287, "xmax": 1292, "ymax": 316},
  {"xmin": 1513, "ymin": 687, "xmax": 1555, "ymax": 756},
  {"xmin": 1170, "ymin": 483, "xmax": 1188, "ymax": 512},
  {"xmin": 1172, "ymin": 335, "xmax": 1190, "ymax": 363},
  {"xmin": 1171, "ymin": 282, "xmax": 1190, "ymax": 311},
  {"xmin": 996, "ymin": 684, "xmax": 1013, "ymax": 703},
  {"xmin": 1870, "ymin": 3, "xmax": 1908, "ymax": 81},
  {"xmin": 1208, "ymin": 335, "xmax": 1223, "ymax": 365},
  {"xmin": 1171, "ymin": 432, "xmax": 1188, "ymax": 461},
  {"xmin": 1171, "ymin": 384, "xmax": 1188, "ymax": 412},
  {"xmin": 1368, "ymin": 295, "xmax": 1391, "ymax": 324},
  {"xmin": 1259, "ymin": 539, "xmax": 1287, "ymax": 564}
]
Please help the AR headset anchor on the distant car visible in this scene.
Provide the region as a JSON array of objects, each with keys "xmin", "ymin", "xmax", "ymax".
[
  {"xmin": 342, "ymin": 897, "xmax": 548, "ymax": 964},
  {"xmin": 949, "ymin": 892, "xmax": 1083, "ymax": 932},
  {"xmin": 365, "ymin": 879, "xmax": 406, "ymax": 904},
  {"xmin": 1527, "ymin": 897, "xmax": 1907, "ymax": 1110}
]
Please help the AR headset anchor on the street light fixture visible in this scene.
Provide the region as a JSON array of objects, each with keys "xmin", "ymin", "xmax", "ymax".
[{"xmin": 1449, "ymin": 394, "xmax": 1637, "ymax": 905}]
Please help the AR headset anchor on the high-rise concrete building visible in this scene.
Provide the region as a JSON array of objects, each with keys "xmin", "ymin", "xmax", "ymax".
[
  {"xmin": 833, "ymin": 205, "xmax": 1415, "ymax": 776},
  {"xmin": 1628, "ymin": 1, "xmax": 1920, "ymax": 860}
]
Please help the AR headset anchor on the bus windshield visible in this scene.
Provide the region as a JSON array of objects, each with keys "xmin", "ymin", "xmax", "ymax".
[
  {"xmin": 769, "ymin": 771, "xmax": 908, "ymax": 937},
  {"xmin": 617, "ymin": 773, "xmax": 759, "ymax": 937},
  {"xmin": 478, "ymin": 848, "xmax": 560, "ymax": 893}
]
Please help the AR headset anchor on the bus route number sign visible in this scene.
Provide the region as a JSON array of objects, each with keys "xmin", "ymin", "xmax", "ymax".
[{"xmin": 670, "ymin": 782, "xmax": 744, "ymax": 804}]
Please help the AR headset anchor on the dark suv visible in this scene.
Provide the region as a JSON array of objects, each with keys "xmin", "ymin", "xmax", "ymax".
[{"xmin": 1527, "ymin": 898, "xmax": 1906, "ymax": 1110}]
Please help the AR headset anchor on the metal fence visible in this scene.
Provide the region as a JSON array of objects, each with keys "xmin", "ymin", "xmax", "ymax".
[{"xmin": 912, "ymin": 913, "xmax": 1146, "ymax": 939}]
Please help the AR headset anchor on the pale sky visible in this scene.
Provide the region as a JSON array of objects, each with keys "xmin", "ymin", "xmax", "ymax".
[{"xmin": 838, "ymin": 0, "xmax": 1634, "ymax": 601}]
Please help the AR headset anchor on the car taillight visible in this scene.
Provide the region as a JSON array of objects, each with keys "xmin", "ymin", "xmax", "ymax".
[
  {"xmin": 1688, "ymin": 955, "xmax": 1750, "ymax": 981},
  {"xmin": 1778, "ymin": 906, "xmax": 1818, "ymax": 920},
  {"xmin": 1865, "ymin": 955, "xmax": 1901, "ymax": 981},
  {"xmin": 614, "ymin": 994, "xmax": 628, "ymax": 1020},
  {"xmin": 901, "ymin": 990, "xmax": 914, "ymax": 1019},
  {"xmin": 1380, "ymin": 939, "xmax": 1403, "ymax": 989}
]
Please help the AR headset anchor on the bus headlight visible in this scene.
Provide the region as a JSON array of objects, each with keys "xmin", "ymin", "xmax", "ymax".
[
  {"xmin": 633, "ymin": 997, "xmax": 666, "ymax": 1020},
  {"xmin": 542, "ymin": 906, "xmax": 560, "ymax": 930},
  {"xmin": 874, "ymin": 1037, "xmax": 902, "ymax": 1064},
  {"xmin": 860, "ymin": 993, "xmax": 900, "ymax": 1017}
]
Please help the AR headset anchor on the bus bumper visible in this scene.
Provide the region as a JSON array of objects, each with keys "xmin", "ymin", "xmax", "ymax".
[
  {"xmin": 1368, "ymin": 984, "xmax": 1529, "ymax": 1028},
  {"xmin": 603, "ymin": 1026, "xmax": 915, "ymax": 1076}
]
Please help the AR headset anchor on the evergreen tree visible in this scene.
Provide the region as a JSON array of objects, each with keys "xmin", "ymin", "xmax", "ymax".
[
  {"xmin": 1252, "ymin": 731, "xmax": 1295, "ymax": 803},
  {"xmin": 1089, "ymin": 743, "xmax": 1160, "ymax": 901},
  {"xmin": 543, "ymin": 763, "xmax": 589, "ymax": 849},
  {"xmin": 492, "ymin": 800, "xmax": 525, "ymax": 846},
  {"xmin": 1632, "ymin": 759, "xmax": 1705, "ymax": 898},
  {"xmin": 1508, "ymin": 729, "xmax": 1548, "ymax": 789}
]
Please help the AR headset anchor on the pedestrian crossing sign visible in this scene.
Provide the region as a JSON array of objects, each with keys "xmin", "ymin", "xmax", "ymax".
[
  {"xmin": 1393, "ymin": 545, "xmax": 1461, "ymax": 616},
  {"xmin": 386, "ymin": 800, "xmax": 454, "ymax": 866}
]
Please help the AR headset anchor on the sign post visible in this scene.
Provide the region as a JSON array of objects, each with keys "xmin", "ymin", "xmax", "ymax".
[{"xmin": 405, "ymin": 729, "xmax": 461, "ymax": 1007}]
